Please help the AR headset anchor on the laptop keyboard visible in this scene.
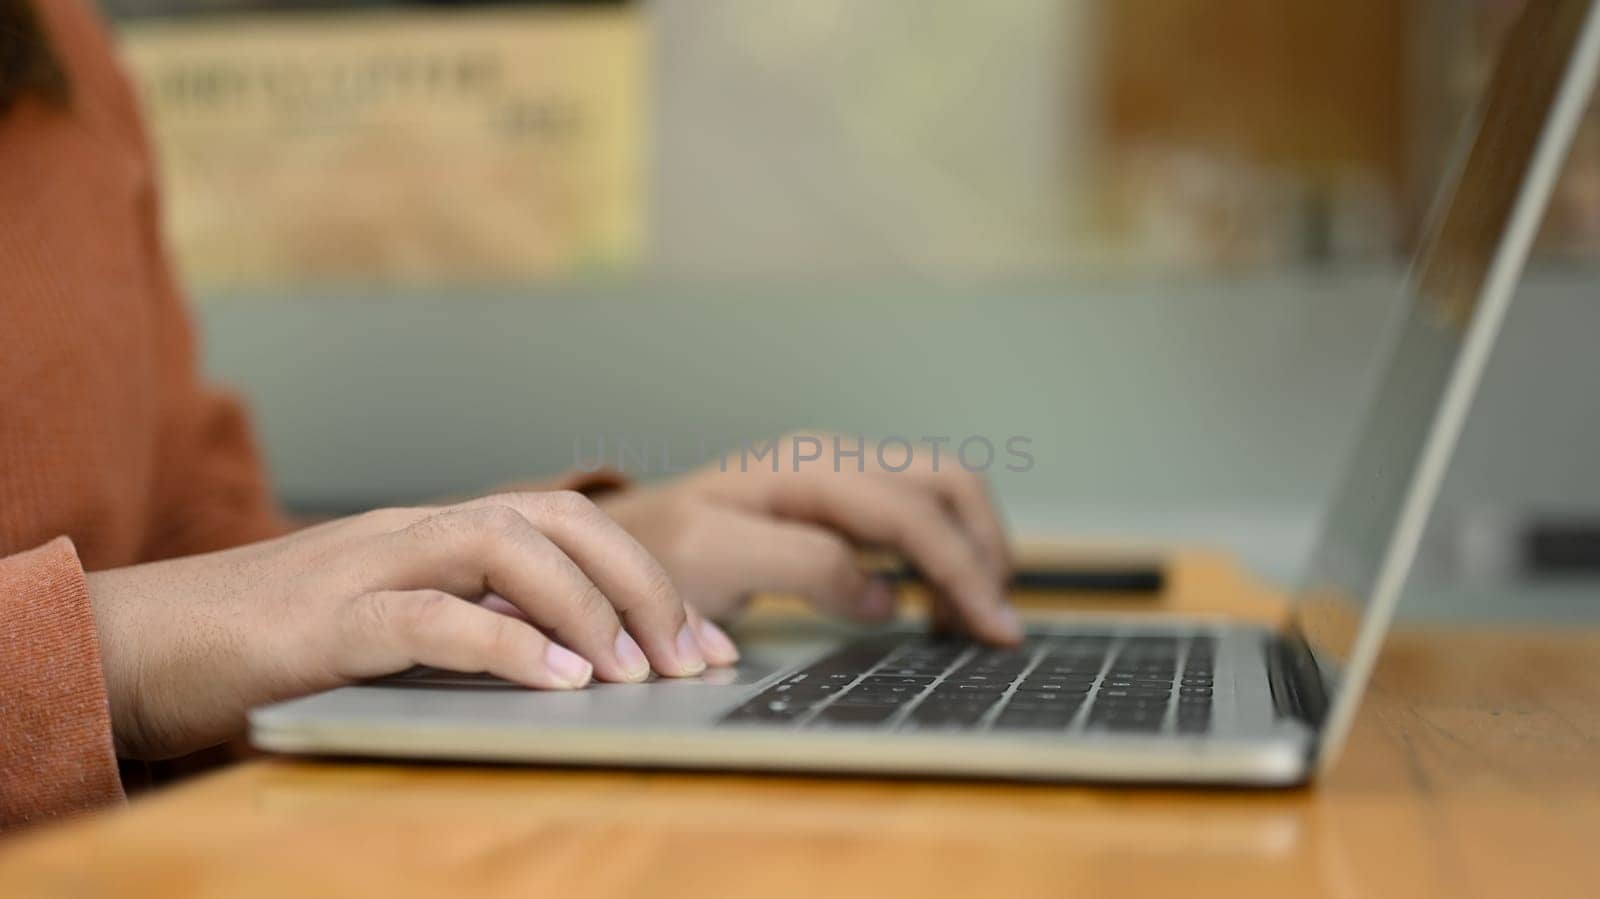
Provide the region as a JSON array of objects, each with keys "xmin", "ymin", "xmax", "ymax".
[{"xmin": 720, "ymin": 633, "xmax": 1215, "ymax": 734}]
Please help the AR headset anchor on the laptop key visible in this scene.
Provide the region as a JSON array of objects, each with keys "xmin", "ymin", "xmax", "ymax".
[
  {"xmin": 816, "ymin": 704, "xmax": 899, "ymax": 726},
  {"xmin": 834, "ymin": 691, "xmax": 920, "ymax": 707},
  {"xmin": 722, "ymin": 703, "xmax": 806, "ymax": 725},
  {"xmin": 1017, "ymin": 689, "xmax": 1093, "ymax": 703},
  {"xmin": 1098, "ymin": 688, "xmax": 1172, "ymax": 699},
  {"xmin": 1006, "ymin": 691, "xmax": 1082, "ymax": 708},
  {"xmin": 1012, "ymin": 682, "xmax": 1085, "ymax": 694},
  {"xmin": 932, "ymin": 681, "xmax": 1008, "ymax": 694},
  {"xmin": 952, "ymin": 674, "xmax": 1016, "ymax": 686},
  {"xmin": 849, "ymin": 681, "xmax": 924, "ymax": 695},
  {"xmin": 860, "ymin": 675, "xmax": 938, "ymax": 687},
  {"xmin": 772, "ymin": 681, "xmax": 845, "ymax": 695},
  {"xmin": 785, "ymin": 672, "xmax": 858, "ymax": 686},
  {"xmin": 877, "ymin": 667, "xmax": 940, "ymax": 678}
]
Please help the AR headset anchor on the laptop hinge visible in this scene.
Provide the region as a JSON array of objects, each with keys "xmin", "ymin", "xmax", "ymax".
[{"xmin": 1266, "ymin": 626, "xmax": 1329, "ymax": 728}]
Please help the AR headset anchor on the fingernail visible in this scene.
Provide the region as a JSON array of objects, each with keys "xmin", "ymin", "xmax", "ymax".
[
  {"xmin": 614, "ymin": 630, "xmax": 651, "ymax": 681},
  {"xmin": 675, "ymin": 623, "xmax": 707, "ymax": 676},
  {"xmin": 696, "ymin": 618, "xmax": 741, "ymax": 665},
  {"xmin": 994, "ymin": 603, "xmax": 1023, "ymax": 640},
  {"xmin": 544, "ymin": 643, "xmax": 593, "ymax": 688}
]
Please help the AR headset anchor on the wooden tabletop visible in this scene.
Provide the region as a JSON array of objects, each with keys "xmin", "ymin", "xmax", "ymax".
[{"xmin": 3, "ymin": 550, "xmax": 1599, "ymax": 899}]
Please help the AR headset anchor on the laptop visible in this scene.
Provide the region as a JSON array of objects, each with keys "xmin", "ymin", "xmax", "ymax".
[{"xmin": 251, "ymin": 0, "xmax": 1600, "ymax": 786}]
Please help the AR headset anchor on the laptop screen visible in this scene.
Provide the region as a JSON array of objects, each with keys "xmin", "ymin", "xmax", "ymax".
[{"xmin": 1292, "ymin": 0, "xmax": 1599, "ymax": 733}]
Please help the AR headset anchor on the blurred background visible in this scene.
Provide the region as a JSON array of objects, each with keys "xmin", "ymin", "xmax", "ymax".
[{"xmin": 100, "ymin": 0, "xmax": 1600, "ymax": 619}]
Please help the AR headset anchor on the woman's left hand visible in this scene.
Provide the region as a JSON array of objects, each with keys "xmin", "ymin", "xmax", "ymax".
[{"xmin": 595, "ymin": 433, "xmax": 1019, "ymax": 649}]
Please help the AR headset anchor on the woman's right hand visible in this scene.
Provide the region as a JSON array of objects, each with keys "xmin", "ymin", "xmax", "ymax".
[{"xmin": 86, "ymin": 492, "xmax": 723, "ymax": 762}]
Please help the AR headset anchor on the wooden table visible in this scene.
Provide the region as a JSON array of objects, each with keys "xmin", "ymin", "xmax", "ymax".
[{"xmin": 3, "ymin": 550, "xmax": 1599, "ymax": 899}]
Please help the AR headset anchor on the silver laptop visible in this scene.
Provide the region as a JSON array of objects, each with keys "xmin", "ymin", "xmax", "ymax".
[{"xmin": 251, "ymin": 0, "xmax": 1600, "ymax": 786}]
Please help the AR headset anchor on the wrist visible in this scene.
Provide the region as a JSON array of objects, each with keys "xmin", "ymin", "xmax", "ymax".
[{"xmin": 84, "ymin": 569, "xmax": 151, "ymax": 758}]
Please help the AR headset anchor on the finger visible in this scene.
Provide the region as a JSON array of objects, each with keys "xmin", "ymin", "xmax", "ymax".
[
  {"xmin": 927, "ymin": 593, "xmax": 960, "ymax": 636},
  {"xmin": 879, "ymin": 466, "xmax": 1012, "ymax": 580},
  {"xmin": 684, "ymin": 604, "xmax": 741, "ymax": 667},
  {"xmin": 471, "ymin": 492, "xmax": 704, "ymax": 678},
  {"xmin": 697, "ymin": 505, "xmax": 898, "ymax": 624},
  {"xmin": 478, "ymin": 587, "xmax": 746, "ymax": 668},
  {"xmin": 337, "ymin": 589, "xmax": 594, "ymax": 689},
  {"xmin": 372, "ymin": 505, "xmax": 655, "ymax": 682},
  {"xmin": 477, "ymin": 592, "xmax": 530, "ymax": 622},
  {"xmin": 767, "ymin": 477, "xmax": 1021, "ymax": 644},
  {"xmin": 341, "ymin": 497, "xmax": 703, "ymax": 679}
]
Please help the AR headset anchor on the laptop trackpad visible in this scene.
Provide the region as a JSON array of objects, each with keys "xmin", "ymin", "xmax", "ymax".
[
  {"xmin": 377, "ymin": 661, "xmax": 779, "ymax": 690},
  {"xmin": 322, "ymin": 656, "xmax": 790, "ymax": 730}
]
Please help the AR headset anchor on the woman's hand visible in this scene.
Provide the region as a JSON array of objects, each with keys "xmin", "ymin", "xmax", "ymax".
[
  {"xmin": 597, "ymin": 433, "xmax": 1019, "ymax": 645},
  {"xmin": 86, "ymin": 492, "xmax": 724, "ymax": 761}
]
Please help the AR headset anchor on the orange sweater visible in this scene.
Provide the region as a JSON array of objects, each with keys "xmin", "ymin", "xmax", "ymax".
[{"xmin": 1, "ymin": 1, "xmax": 288, "ymax": 829}]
